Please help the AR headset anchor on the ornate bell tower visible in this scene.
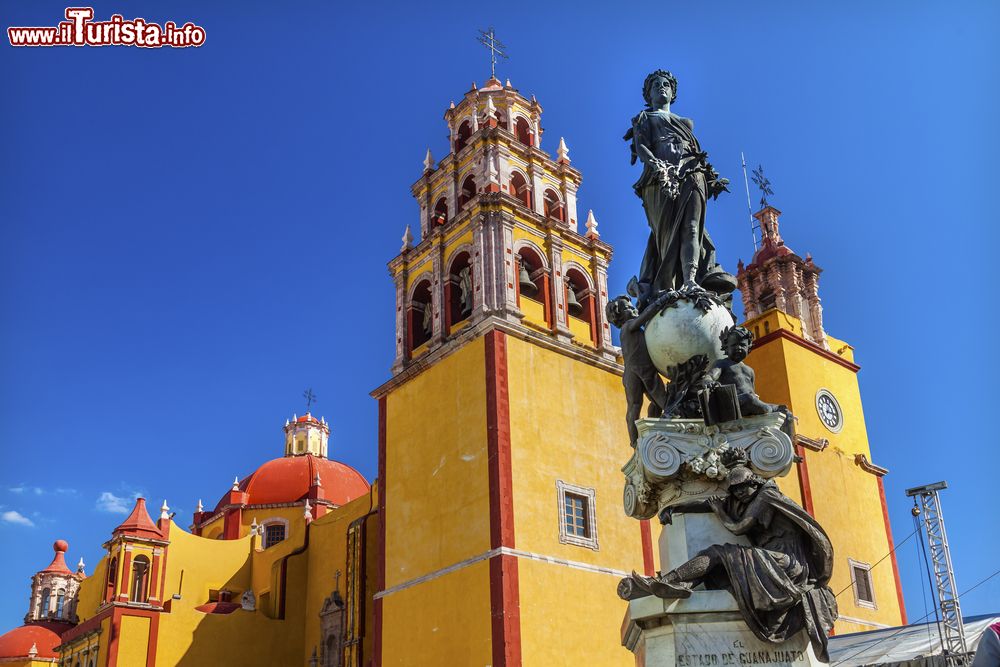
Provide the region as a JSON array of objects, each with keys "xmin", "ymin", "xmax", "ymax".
[
  {"xmin": 736, "ymin": 203, "xmax": 908, "ymax": 633},
  {"xmin": 389, "ymin": 76, "xmax": 617, "ymax": 375},
  {"xmin": 374, "ymin": 77, "xmax": 649, "ymax": 667}
]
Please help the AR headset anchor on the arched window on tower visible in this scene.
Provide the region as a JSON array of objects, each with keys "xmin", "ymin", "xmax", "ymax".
[
  {"xmin": 39, "ymin": 588, "xmax": 50, "ymax": 618},
  {"xmin": 514, "ymin": 116, "xmax": 533, "ymax": 146},
  {"xmin": 509, "ymin": 171, "xmax": 532, "ymax": 210},
  {"xmin": 454, "ymin": 120, "xmax": 473, "ymax": 153},
  {"xmin": 407, "ymin": 279, "xmax": 433, "ymax": 354},
  {"xmin": 458, "ymin": 176, "xmax": 477, "ymax": 211},
  {"xmin": 515, "ymin": 246, "xmax": 551, "ymax": 328},
  {"xmin": 55, "ymin": 589, "xmax": 66, "ymax": 619},
  {"xmin": 543, "ymin": 189, "xmax": 565, "ymax": 223},
  {"xmin": 105, "ymin": 557, "xmax": 117, "ymax": 602},
  {"xmin": 564, "ymin": 267, "xmax": 597, "ymax": 345},
  {"xmin": 493, "ymin": 110, "xmax": 508, "ymax": 131},
  {"xmin": 445, "ymin": 251, "xmax": 473, "ymax": 333},
  {"xmin": 432, "ymin": 197, "xmax": 448, "ymax": 226},
  {"xmin": 130, "ymin": 555, "xmax": 150, "ymax": 603}
]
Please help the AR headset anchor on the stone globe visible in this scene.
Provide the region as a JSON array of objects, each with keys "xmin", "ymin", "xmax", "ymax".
[{"xmin": 643, "ymin": 298, "xmax": 735, "ymax": 377}]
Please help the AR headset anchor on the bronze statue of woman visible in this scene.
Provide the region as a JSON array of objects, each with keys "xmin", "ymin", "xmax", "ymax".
[{"xmin": 625, "ymin": 70, "xmax": 736, "ymax": 306}]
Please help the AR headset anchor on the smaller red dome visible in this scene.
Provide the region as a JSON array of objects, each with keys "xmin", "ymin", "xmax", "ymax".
[
  {"xmin": 0, "ymin": 621, "xmax": 71, "ymax": 659},
  {"xmin": 214, "ymin": 455, "xmax": 368, "ymax": 513}
]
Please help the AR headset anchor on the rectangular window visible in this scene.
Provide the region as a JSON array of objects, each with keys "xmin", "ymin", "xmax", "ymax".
[
  {"xmin": 564, "ymin": 494, "xmax": 589, "ymax": 538},
  {"xmin": 264, "ymin": 524, "xmax": 286, "ymax": 549},
  {"xmin": 556, "ymin": 481, "xmax": 598, "ymax": 550},
  {"xmin": 849, "ymin": 559, "xmax": 876, "ymax": 609}
]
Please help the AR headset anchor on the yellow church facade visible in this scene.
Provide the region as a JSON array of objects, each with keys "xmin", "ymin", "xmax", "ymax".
[{"xmin": 0, "ymin": 77, "xmax": 904, "ymax": 666}]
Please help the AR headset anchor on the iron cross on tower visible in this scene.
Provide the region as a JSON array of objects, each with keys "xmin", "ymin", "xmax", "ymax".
[
  {"xmin": 477, "ymin": 27, "xmax": 507, "ymax": 79},
  {"xmin": 303, "ymin": 388, "xmax": 316, "ymax": 412},
  {"xmin": 751, "ymin": 165, "xmax": 774, "ymax": 210}
]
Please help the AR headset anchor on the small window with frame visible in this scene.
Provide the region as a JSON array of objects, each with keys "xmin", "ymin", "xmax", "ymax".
[
  {"xmin": 556, "ymin": 481, "xmax": 598, "ymax": 550},
  {"xmin": 849, "ymin": 558, "xmax": 876, "ymax": 609}
]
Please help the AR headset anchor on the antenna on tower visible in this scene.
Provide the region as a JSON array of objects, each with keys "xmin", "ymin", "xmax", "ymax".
[
  {"xmin": 741, "ymin": 152, "xmax": 760, "ymax": 251},
  {"xmin": 906, "ymin": 481, "xmax": 969, "ymax": 663},
  {"xmin": 477, "ymin": 27, "xmax": 508, "ymax": 80}
]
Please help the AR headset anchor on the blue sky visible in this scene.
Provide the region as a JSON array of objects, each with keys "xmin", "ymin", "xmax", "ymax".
[{"xmin": 1, "ymin": 0, "xmax": 997, "ymax": 633}]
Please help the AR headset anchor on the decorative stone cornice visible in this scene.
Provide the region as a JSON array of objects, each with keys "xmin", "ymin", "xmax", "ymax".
[
  {"xmin": 795, "ymin": 434, "xmax": 829, "ymax": 452},
  {"xmin": 371, "ymin": 315, "xmax": 623, "ymax": 400},
  {"xmin": 854, "ymin": 453, "xmax": 889, "ymax": 477}
]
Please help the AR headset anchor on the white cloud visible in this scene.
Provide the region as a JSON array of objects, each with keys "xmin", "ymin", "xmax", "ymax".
[
  {"xmin": 96, "ymin": 492, "xmax": 131, "ymax": 514},
  {"xmin": 9, "ymin": 485, "xmax": 72, "ymax": 496},
  {"xmin": 1, "ymin": 510, "xmax": 34, "ymax": 527}
]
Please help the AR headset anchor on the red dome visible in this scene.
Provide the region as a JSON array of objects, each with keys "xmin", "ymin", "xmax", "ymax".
[
  {"xmin": 215, "ymin": 455, "xmax": 368, "ymax": 512},
  {"xmin": 0, "ymin": 621, "xmax": 71, "ymax": 659}
]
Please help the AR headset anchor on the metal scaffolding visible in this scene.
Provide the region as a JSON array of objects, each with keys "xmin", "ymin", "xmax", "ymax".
[{"xmin": 906, "ymin": 481, "xmax": 969, "ymax": 665}]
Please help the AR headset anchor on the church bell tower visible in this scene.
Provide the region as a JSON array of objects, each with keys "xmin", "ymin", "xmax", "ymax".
[
  {"xmin": 373, "ymin": 76, "xmax": 650, "ymax": 667},
  {"xmin": 737, "ymin": 203, "xmax": 908, "ymax": 634}
]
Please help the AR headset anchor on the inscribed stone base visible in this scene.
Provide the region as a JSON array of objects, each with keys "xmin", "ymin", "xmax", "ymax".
[{"xmin": 621, "ymin": 591, "xmax": 824, "ymax": 667}]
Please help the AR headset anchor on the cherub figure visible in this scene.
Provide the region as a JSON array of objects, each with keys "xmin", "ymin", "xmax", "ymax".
[
  {"xmin": 710, "ymin": 326, "xmax": 791, "ymax": 426},
  {"xmin": 606, "ymin": 294, "xmax": 670, "ymax": 447}
]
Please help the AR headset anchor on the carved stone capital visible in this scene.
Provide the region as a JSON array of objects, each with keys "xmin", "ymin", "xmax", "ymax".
[{"xmin": 622, "ymin": 415, "xmax": 794, "ymax": 519}]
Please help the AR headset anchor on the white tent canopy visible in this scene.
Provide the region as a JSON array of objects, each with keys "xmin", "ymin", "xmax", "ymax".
[{"xmin": 828, "ymin": 614, "xmax": 999, "ymax": 666}]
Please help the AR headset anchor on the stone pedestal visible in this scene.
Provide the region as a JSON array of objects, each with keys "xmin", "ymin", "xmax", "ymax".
[
  {"xmin": 619, "ymin": 415, "xmax": 827, "ymax": 665},
  {"xmin": 621, "ymin": 591, "xmax": 824, "ymax": 667}
]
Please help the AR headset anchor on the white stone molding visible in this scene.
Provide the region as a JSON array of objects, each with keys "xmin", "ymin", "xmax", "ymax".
[
  {"xmin": 847, "ymin": 557, "xmax": 877, "ymax": 610},
  {"xmin": 260, "ymin": 517, "xmax": 290, "ymax": 549},
  {"xmin": 374, "ymin": 546, "xmax": 626, "ymax": 601},
  {"xmin": 512, "ymin": 238, "xmax": 550, "ymax": 269},
  {"xmin": 556, "ymin": 480, "xmax": 599, "ymax": 551},
  {"xmin": 562, "ymin": 260, "xmax": 595, "ymax": 290}
]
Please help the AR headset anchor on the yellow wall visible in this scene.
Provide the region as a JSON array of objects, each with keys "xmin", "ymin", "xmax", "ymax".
[
  {"xmin": 745, "ymin": 313, "xmax": 905, "ymax": 630},
  {"xmin": 117, "ymin": 615, "xmax": 150, "ymax": 665},
  {"xmin": 506, "ymin": 335, "xmax": 640, "ymax": 666},
  {"xmin": 154, "ymin": 523, "xmax": 301, "ymax": 666},
  {"xmin": 383, "ymin": 337, "xmax": 490, "ymax": 587},
  {"xmin": 301, "ymin": 491, "xmax": 378, "ymax": 662},
  {"xmin": 380, "ymin": 560, "xmax": 493, "ymax": 667}
]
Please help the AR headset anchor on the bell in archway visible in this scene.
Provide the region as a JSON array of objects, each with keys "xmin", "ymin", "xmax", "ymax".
[
  {"xmin": 565, "ymin": 279, "xmax": 584, "ymax": 316},
  {"xmin": 518, "ymin": 257, "xmax": 537, "ymax": 297}
]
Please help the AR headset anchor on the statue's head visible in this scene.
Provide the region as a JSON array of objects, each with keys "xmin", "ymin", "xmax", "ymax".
[
  {"xmin": 643, "ymin": 70, "xmax": 678, "ymax": 107},
  {"xmin": 726, "ymin": 465, "xmax": 763, "ymax": 501},
  {"xmin": 720, "ymin": 326, "xmax": 754, "ymax": 362},
  {"xmin": 606, "ymin": 295, "xmax": 638, "ymax": 327}
]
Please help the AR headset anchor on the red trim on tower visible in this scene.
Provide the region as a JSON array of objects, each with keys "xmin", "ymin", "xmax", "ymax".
[
  {"xmin": 373, "ymin": 396, "xmax": 387, "ymax": 666},
  {"xmin": 794, "ymin": 443, "xmax": 815, "ymax": 516},
  {"xmin": 877, "ymin": 476, "xmax": 908, "ymax": 624},
  {"xmin": 117, "ymin": 548, "xmax": 133, "ymax": 603},
  {"xmin": 640, "ymin": 520, "xmax": 655, "ymax": 576},
  {"xmin": 485, "ymin": 330, "xmax": 521, "ymax": 667},
  {"xmin": 752, "ymin": 327, "xmax": 860, "ymax": 373}
]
